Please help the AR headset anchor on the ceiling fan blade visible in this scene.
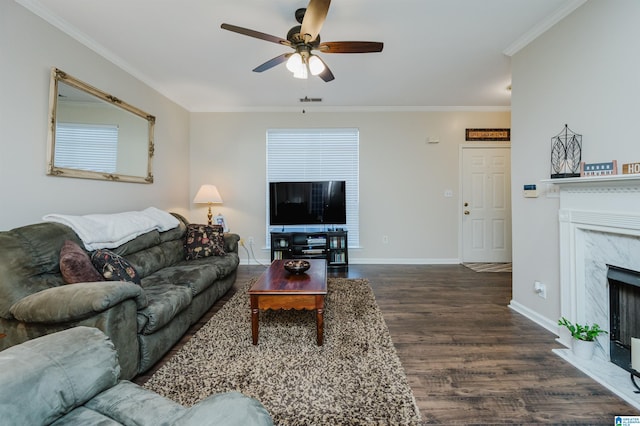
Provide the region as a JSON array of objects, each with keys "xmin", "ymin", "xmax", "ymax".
[
  {"xmin": 317, "ymin": 57, "xmax": 335, "ymax": 82},
  {"xmin": 221, "ymin": 23, "xmax": 291, "ymax": 47},
  {"xmin": 253, "ymin": 53, "xmax": 292, "ymax": 73},
  {"xmin": 318, "ymin": 41, "xmax": 384, "ymax": 54},
  {"xmin": 300, "ymin": 0, "xmax": 331, "ymax": 43}
]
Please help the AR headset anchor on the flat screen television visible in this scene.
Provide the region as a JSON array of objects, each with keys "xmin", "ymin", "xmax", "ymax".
[{"xmin": 269, "ymin": 181, "xmax": 346, "ymax": 226}]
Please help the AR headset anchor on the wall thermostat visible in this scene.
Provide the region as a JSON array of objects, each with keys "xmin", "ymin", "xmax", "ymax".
[{"xmin": 523, "ymin": 184, "xmax": 538, "ymax": 198}]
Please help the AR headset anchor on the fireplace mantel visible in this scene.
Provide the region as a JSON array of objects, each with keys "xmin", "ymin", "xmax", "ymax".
[
  {"xmin": 556, "ymin": 176, "xmax": 640, "ymax": 334},
  {"xmin": 554, "ymin": 174, "xmax": 640, "ymax": 409},
  {"xmin": 542, "ymin": 173, "xmax": 640, "ymax": 186},
  {"xmin": 547, "ymin": 174, "xmax": 640, "ymax": 212}
]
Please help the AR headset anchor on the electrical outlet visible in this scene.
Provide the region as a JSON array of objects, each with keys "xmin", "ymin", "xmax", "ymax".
[
  {"xmin": 546, "ymin": 183, "xmax": 560, "ymax": 198},
  {"xmin": 534, "ymin": 281, "xmax": 547, "ymax": 299},
  {"xmin": 248, "ymin": 237, "xmax": 254, "ymax": 245}
]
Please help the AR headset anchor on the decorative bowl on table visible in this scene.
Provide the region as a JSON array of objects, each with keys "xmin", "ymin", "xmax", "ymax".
[{"xmin": 283, "ymin": 260, "xmax": 310, "ymax": 274}]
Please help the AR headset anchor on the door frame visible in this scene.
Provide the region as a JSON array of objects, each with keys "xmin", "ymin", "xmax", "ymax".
[{"xmin": 458, "ymin": 142, "xmax": 512, "ymax": 263}]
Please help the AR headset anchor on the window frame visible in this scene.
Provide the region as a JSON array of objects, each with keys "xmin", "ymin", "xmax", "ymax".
[{"xmin": 266, "ymin": 128, "xmax": 359, "ymax": 248}]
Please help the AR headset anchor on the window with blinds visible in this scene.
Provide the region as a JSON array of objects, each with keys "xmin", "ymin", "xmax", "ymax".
[
  {"xmin": 54, "ymin": 122, "xmax": 118, "ymax": 172},
  {"xmin": 266, "ymin": 128, "xmax": 359, "ymax": 247}
]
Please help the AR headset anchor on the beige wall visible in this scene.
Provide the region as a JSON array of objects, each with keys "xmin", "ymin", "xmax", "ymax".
[
  {"xmin": 189, "ymin": 110, "xmax": 510, "ymax": 263},
  {"xmin": 3, "ymin": 1, "xmax": 510, "ymax": 267},
  {"xmin": 0, "ymin": 1, "xmax": 191, "ymax": 230},
  {"xmin": 510, "ymin": 0, "xmax": 640, "ymax": 330}
]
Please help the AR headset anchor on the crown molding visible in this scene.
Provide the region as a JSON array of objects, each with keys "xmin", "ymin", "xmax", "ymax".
[
  {"xmin": 15, "ymin": 0, "xmax": 515, "ymax": 114},
  {"xmin": 16, "ymin": 0, "xmax": 171, "ymax": 106},
  {"xmin": 503, "ymin": 0, "xmax": 587, "ymax": 57},
  {"xmin": 193, "ymin": 105, "xmax": 512, "ymax": 113}
]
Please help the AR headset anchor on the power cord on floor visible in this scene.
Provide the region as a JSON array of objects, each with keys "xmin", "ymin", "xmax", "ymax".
[
  {"xmin": 238, "ymin": 238, "xmax": 267, "ymax": 267},
  {"xmin": 249, "ymin": 242, "xmax": 267, "ymax": 267},
  {"xmin": 238, "ymin": 239, "xmax": 250, "ymax": 265}
]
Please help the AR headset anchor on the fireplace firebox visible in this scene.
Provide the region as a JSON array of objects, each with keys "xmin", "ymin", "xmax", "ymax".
[{"xmin": 608, "ymin": 264, "xmax": 640, "ymax": 373}]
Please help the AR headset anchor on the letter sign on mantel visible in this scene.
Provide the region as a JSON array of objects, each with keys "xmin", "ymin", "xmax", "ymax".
[{"xmin": 622, "ymin": 162, "xmax": 640, "ymax": 175}]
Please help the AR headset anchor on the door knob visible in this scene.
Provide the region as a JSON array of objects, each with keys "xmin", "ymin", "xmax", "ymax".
[{"xmin": 464, "ymin": 210, "xmax": 470, "ymax": 215}]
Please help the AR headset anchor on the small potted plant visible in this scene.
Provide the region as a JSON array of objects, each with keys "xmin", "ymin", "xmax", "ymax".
[{"xmin": 558, "ymin": 317, "xmax": 608, "ymax": 360}]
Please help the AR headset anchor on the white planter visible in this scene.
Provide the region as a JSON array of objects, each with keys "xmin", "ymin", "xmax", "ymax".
[{"xmin": 572, "ymin": 338, "xmax": 596, "ymax": 360}]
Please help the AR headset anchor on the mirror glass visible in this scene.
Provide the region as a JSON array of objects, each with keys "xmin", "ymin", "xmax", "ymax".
[{"xmin": 47, "ymin": 68, "xmax": 155, "ymax": 183}]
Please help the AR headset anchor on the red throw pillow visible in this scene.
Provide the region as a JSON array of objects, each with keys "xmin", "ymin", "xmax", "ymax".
[{"xmin": 59, "ymin": 240, "xmax": 105, "ymax": 284}]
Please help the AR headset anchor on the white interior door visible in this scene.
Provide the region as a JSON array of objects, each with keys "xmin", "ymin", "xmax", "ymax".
[{"xmin": 461, "ymin": 146, "xmax": 512, "ymax": 263}]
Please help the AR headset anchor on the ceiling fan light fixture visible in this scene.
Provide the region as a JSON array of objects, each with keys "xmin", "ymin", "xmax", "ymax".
[
  {"xmin": 221, "ymin": 0, "xmax": 383, "ymax": 82},
  {"xmin": 308, "ymin": 55, "xmax": 325, "ymax": 76},
  {"xmin": 286, "ymin": 52, "xmax": 303, "ymax": 73},
  {"xmin": 293, "ymin": 66, "xmax": 308, "ymax": 79}
]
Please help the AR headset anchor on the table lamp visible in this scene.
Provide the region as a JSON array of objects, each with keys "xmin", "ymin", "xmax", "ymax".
[{"xmin": 193, "ymin": 184, "xmax": 223, "ymax": 225}]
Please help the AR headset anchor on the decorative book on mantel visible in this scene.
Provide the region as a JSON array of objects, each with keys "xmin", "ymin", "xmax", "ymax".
[{"xmin": 550, "ymin": 124, "xmax": 582, "ymax": 179}]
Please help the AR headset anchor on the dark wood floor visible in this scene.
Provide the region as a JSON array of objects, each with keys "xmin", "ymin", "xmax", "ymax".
[{"xmin": 134, "ymin": 264, "xmax": 637, "ymax": 424}]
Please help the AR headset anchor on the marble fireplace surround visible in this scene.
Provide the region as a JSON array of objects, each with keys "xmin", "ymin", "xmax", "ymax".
[{"xmin": 551, "ymin": 174, "xmax": 640, "ymax": 410}]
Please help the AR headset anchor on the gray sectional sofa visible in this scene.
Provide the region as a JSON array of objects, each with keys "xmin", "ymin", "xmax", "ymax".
[
  {"xmin": 0, "ymin": 213, "xmax": 240, "ymax": 379},
  {"xmin": 0, "ymin": 326, "xmax": 273, "ymax": 425}
]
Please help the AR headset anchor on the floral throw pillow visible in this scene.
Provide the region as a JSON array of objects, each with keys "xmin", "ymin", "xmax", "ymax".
[
  {"xmin": 91, "ymin": 249, "xmax": 141, "ymax": 285},
  {"xmin": 184, "ymin": 224, "xmax": 226, "ymax": 260}
]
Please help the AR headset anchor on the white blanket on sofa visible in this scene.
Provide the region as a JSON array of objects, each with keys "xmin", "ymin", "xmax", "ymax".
[{"xmin": 43, "ymin": 207, "xmax": 180, "ymax": 251}]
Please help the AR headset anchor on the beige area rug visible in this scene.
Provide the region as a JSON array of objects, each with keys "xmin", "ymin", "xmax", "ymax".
[
  {"xmin": 143, "ymin": 278, "xmax": 421, "ymax": 426},
  {"xmin": 463, "ymin": 262, "xmax": 512, "ymax": 273}
]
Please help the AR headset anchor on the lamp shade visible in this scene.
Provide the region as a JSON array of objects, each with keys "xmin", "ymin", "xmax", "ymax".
[{"xmin": 193, "ymin": 184, "xmax": 223, "ymax": 204}]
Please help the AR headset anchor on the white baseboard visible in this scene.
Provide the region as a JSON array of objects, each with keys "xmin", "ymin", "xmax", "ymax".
[
  {"xmin": 351, "ymin": 258, "xmax": 460, "ymax": 265},
  {"xmin": 508, "ymin": 300, "xmax": 559, "ymax": 335},
  {"xmin": 238, "ymin": 258, "xmax": 462, "ymax": 266},
  {"xmin": 239, "ymin": 258, "xmax": 270, "ymax": 266}
]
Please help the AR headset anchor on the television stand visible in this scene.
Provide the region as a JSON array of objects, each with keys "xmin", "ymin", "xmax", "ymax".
[{"xmin": 270, "ymin": 231, "xmax": 348, "ymax": 271}]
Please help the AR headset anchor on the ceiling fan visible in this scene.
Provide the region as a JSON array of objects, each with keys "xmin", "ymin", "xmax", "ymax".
[{"xmin": 221, "ymin": 0, "xmax": 383, "ymax": 82}]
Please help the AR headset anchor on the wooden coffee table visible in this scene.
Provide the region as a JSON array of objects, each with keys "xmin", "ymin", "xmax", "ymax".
[{"xmin": 249, "ymin": 259, "xmax": 327, "ymax": 345}]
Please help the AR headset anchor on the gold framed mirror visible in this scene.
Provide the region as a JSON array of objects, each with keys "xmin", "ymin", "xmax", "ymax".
[{"xmin": 47, "ymin": 67, "xmax": 155, "ymax": 183}]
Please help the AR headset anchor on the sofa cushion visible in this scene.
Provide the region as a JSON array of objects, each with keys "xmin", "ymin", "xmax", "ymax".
[
  {"xmin": 175, "ymin": 252, "xmax": 240, "ymax": 285},
  {"xmin": 173, "ymin": 391, "xmax": 274, "ymax": 426},
  {"xmin": 184, "ymin": 224, "xmax": 226, "ymax": 260},
  {"xmin": 84, "ymin": 380, "xmax": 185, "ymax": 426},
  {"xmin": 60, "ymin": 240, "xmax": 104, "ymax": 284},
  {"xmin": 10, "ymin": 281, "xmax": 146, "ymax": 323},
  {"xmin": 0, "ymin": 222, "xmax": 81, "ymax": 318},
  {"xmin": 50, "ymin": 406, "xmax": 121, "ymax": 425},
  {"xmin": 125, "ymin": 245, "xmax": 168, "ymax": 279},
  {"xmin": 144, "ymin": 262, "xmax": 221, "ymax": 297},
  {"xmin": 160, "ymin": 216, "xmax": 187, "ymax": 242},
  {"xmin": 161, "ymin": 239, "xmax": 188, "ymax": 267},
  {"xmin": 110, "ymin": 230, "xmax": 161, "ymax": 257},
  {"xmin": 92, "ymin": 249, "xmax": 141, "ymax": 284},
  {"xmin": 137, "ymin": 283, "xmax": 193, "ymax": 334},
  {"xmin": 0, "ymin": 327, "xmax": 119, "ymax": 426}
]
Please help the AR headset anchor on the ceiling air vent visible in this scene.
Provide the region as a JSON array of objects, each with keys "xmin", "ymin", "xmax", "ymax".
[{"xmin": 300, "ymin": 96, "xmax": 322, "ymax": 103}]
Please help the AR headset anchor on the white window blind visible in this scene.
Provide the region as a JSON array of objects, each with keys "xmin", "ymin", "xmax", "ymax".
[
  {"xmin": 267, "ymin": 128, "xmax": 359, "ymax": 248},
  {"xmin": 55, "ymin": 122, "xmax": 118, "ymax": 172}
]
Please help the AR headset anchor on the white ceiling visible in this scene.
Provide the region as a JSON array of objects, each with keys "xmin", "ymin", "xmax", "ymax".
[{"xmin": 20, "ymin": 0, "xmax": 584, "ymax": 112}]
